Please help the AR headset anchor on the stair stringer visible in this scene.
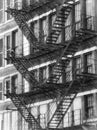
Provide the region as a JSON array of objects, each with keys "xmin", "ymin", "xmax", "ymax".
[
  {"xmin": 47, "ymin": 79, "xmax": 81, "ymax": 128},
  {"xmin": 8, "ymin": 93, "xmax": 42, "ymax": 130},
  {"xmin": 9, "ymin": 51, "xmax": 39, "ymax": 87},
  {"xmin": 46, "ymin": 0, "xmax": 75, "ymax": 45},
  {"xmin": 6, "ymin": 8, "xmax": 38, "ymax": 48}
]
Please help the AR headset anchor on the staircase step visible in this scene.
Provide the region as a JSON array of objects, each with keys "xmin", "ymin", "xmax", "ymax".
[{"xmin": 8, "ymin": 94, "xmax": 42, "ymax": 130}]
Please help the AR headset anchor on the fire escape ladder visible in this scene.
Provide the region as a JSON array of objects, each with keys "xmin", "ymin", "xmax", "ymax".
[
  {"xmin": 7, "ymin": 93, "xmax": 42, "ymax": 130},
  {"xmin": 6, "ymin": 8, "xmax": 38, "ymax": 47},
  {"xmin": 47, "ymin": 40, "xmax": 81, "ymax": 84},
  {"xmin": 9, "ymin": 51, "xmax": 39, "ymax": 87},
  {"xmin": 46, "ymin": 0, "xmax": 74, "ymax": 44},
  {"xmin": 47, "ymin": 72, "xmax": 81, "ymax": 128}
]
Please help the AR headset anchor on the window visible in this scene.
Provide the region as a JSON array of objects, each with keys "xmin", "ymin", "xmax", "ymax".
[
  {"xmin": 0, "ymin": 83, "xmax": 3, "ymax": 100},
  {"xmin": 24, "ymin": 79, "xmax": 29, "ymax": 92},
  {"xmin": 48, "ymin": 13, "xmax": 56, "ymax": 43},
  {"xmin": 12, "ymin": 30, "xmax": 18, "ymax": 49},
  {"xmin": 86, "ymin": 0, "xmax": 94, "ymax": 30},
  {"xmin": 6, "ymin": 35, "xmax": 11, "ymax": 65},
  {"xmin": 40, "ymin": 66, "xmax": 48, "ymax": 83},
  {"xmin": 11, "ymin": 75, "xmax": 18, "ymax": 93},
  {"xmin": 65, "ymin": 11, "xmax": 72, "ymax": 41},
  {"xmin": 34, "ymin": 69, "xmax": 39, "ymax": 81},
  {"xmin": 49, "ymin": 13, "xmax": 56, "ymax": 28},
  {"xmin": 5, "ymin": 0, "xmax": 12, "ymax": 20},
  {"xmin": 23, "ymin": 36, "xmax": 30, "ymax": 56},
  {"xmin": 75, "ymin": 1, "xmax": 81, "ymax": 30},
  {"xmin": 5, "ymin": 0, "xmax": 18, "ymax": 21},
  {"xmin": 6, "ymin": 30, "xmax": 18, "ymax": 65},
  {"xmin": 84, "ymin": 94, "xmax": 94, "ymax": 118},
  {"xmin": 75, "ymin": 57, "xmax": 82, "ymax": 74},
  {"xmin": 3, "ymin": 112, "xmax": 11, "ymax": 130},
  {"xmin": 31, "ymin": 21, "xmax": 39, "ymax": 39},
  {"xmin": 5, "ymin": 79, "xmax": 11, "ymax": 95},
  {"xmin": 85, "ymin": 53, "xmax": 93, "ymax": 73},
  {"xmin": 40, "ymin": 17, "xmax": 47, "ymax": 43},
  {"xmin": 40, "ymin": 104, "xmax": 47, "ymax": 128},
  {"xmin": 0, "ymin": 39, "xmax": 3, "ymax": 67},
  {"xmin": 66, "ymin": 61, "xmax": 72, "ymax": 82},
  {"xmin": 12, "ymin": 29, "xmax": 18, "ymax": 55},
  {"xmin": 0, "ymin": 0, "xmax": 4, "ymax": 24},
  {"xmin": 0, "ymin": 113, "xmax": 3, "ymax": 130},
  {"xmin": 30, "ymin": 21, "xmax": 39, "ymax": 52},
  {"xmin": 12, "ymin": 111, "xmax": 18, "ymax": 130},
  {"xmin": 86, "ymin": 0, "xmax": 94, "ymax": 16}
]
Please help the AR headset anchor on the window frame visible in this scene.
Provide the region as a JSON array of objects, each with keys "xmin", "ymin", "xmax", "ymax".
[
  {"xmin": 5, "ymin": 0, "xmax": 15, "ymax": 21},
  {"xmin": 40, "ymin": 17, "xmax": 48, "ymax": 43},
  {"xmin": 0, "ymin": 0, "xmax": 4, "ymax": 24},
  {"xmin": 84, "ymin": 94, "xmax": 94, "ymax": 118},
  {"xmin": 0, "ymin": 82, "xmax": 3, "ymax": 100},
  {"xmin": 75, "ymin": 56, "xmax": 82, "ymax": 74},
  {"xmin": 4, "ymin": 78, "xmax": 11, "ymax": 98},
  {"xmin": 5, "ymin": 33, "xmax": 12, "ymax": 65},
  {"xmin": 0, "ymin": 37, "xmax": 4, "ymax": 68},
  {"xmin": 84, "ymin": 52, "xmax": 94, "ymax": 73},
  {"xmin": 11, "ymin": 74, "xmax": 18, "ymax": 93}
]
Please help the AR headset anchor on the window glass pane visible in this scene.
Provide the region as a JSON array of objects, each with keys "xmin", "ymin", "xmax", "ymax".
[
  {"xmin": 75, "ymin": 2, "xmax": 81, "ymax": 30},
  {"xmin": 75, "ymin": 57, "xmax": 82, "ymax": 74},
  {"xmin": 0, "ymin": 11, "xmax": 3, "ymax": 23},
  {"xmin": 86, "ymin": 0, "xmax": 94, "ymax": 16},
  {"xmin": 0, "ymin": 39, "xmax": 3, "ymax": 52},
  {"xmin": 0, "ymin": 0, "xmax": 3, "ymax": 10},
  {"xmin": 0, "ymin": 83, "xmax": 2, "ymax": 100},
  {"xmin": 0, "ymin": 0, "xmax": 3, "ymax": 23},
  {"xmin": 0, "ymin": 54, "xmax": 3, "ymax": 67},
  {"xmin": 6, "ymin": 35, "xmax": 11, "ymax": 65},
  {"xmin": 31, "ymin": 106, "xmax": 38, "ymax": 118},
  {"xmin": 12, "ymin": 30, "xmax": 18, "ymax": 49},
  {"xmin": 49, "ymin": 101, "xmax": 57, "ymax": 119},
  {"xmin": 24, "ymin": 79, "xmax": 29, "ymax": 92},
  {"xmin": 6, "ymin": 80, "xmax": 10, "ymax": 93},
  {"xmin": 66, "ymin": 61, "xmax": 72, "ymax": 81},
  {"xmin": 40, "ymin": 18, "xmax": 47, "ymax": 43},
  {"xmin": 85, "ymin": 94, "xmax": 94, "ymax": 118},
  {"xmin": 3, "ymin": 112, "xmax": 11, "ymax": 130},
  {"xmin": 23, "ymin": 36, "xmax": 30, "ymax": 56},
  {"xmin": 0, "ymin": 113, "xmax": 3, "ymax": 130},
  {"xmin": 40, "ymin": 104, "xmax": 47, "ymax": 128},
  {"xmin": 11, "ymin": 75, "xmax": 18, "ymax": 93},
  {"xmin": 12, "ymin": 111, "xmax": 18, "ymax": 130},
  {"xmin": 86, "ymin": 53, "xmax": 93, "ymax": 73},
  {"xmin": 0, "ymin": 39, "xmax": 3, "ymax": 67},
  {"xmin": 6, "ymin": 0, "xmax": 12, "ymax": 20}
]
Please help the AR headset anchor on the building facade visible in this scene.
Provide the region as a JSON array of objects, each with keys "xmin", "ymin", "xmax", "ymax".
[{"xmin": 0, "ymin": 0, "xmax": 97, "ymax": 130}]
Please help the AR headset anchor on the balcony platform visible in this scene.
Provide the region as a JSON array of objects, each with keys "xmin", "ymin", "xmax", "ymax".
[{"xmin": 7, "ymin": 74, "xmax": 97, "ymax": 104}]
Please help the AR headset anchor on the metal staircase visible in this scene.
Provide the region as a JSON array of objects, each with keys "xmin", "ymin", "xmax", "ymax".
[
  {"xmin": 6, "ymin": 0, "xmax": 76, "ymax": 86},
  {"xmin": 5, "ymin": 0, "xmax": 97, "ymax": 130},
  {"xmin": 7, "ymin": 93, "xmax": 42, "ymax": 130},
  {"xmin": 44, "ymin": 27, "xmax": 97, "ymax": 84},
  {"xmin": 46, "ymin": 1, "xmax": 74, "ymax": 44},
  {"xmin": 47, "ymin": 68, "xmax": 97, "ymax": 128},
  {"xmin": 9, "ymin": 50, "xmax": 39, "ymax": 87},
  {"xmin": 6, "ymin": 8, "xmax": 38, "ymax": 47}
]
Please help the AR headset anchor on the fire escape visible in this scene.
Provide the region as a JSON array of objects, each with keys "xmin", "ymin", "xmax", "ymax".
[{"xmin": 5, "ymin": 0, "xmax": 97, "ymax": 130}]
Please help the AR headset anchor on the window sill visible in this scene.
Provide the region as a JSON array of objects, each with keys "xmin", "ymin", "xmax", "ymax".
[
  {"xmin": 83, "ymin": 116, "xmax": 97, "ymax": 124},
  {"xmin": 0, "ymin": 98, "xmax": 11, "ymax": 103},
  {"xmin": 0, "ymin": 18, "xmax": 14, "ymax": 27}
]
